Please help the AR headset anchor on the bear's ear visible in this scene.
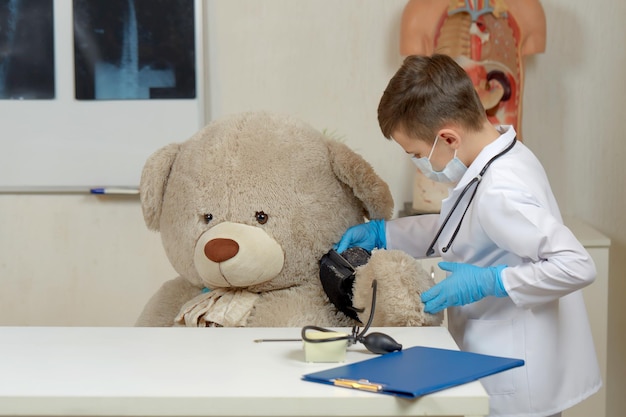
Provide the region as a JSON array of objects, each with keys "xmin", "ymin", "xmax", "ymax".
[
  {"xmin": 139, "ymin": 143, "xmax": 181, "ymax": 231},
  {"xmin": 326, "ymin": 139, "xmax": 394, "ymax": 220}
]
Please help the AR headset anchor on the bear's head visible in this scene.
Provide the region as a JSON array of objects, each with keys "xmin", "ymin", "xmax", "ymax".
[{"xmin": 140, "ymin": 112, "xmax": 393, "ymax": 294}]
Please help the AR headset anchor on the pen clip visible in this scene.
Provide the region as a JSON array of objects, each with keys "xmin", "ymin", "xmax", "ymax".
[{"xmin": 333, "ymin": 378, "xmax": 383, "ymax": 392}]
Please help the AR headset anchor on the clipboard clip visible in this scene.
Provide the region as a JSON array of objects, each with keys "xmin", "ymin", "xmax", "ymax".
[{"xmin": 333, "ymin": 378, "xmax": 383, "ymax": 392}]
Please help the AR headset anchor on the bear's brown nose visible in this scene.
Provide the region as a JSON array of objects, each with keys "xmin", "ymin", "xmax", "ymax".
[{"xmin": 204, "ymin": 238, "xmax": 240, "ymax": 263}]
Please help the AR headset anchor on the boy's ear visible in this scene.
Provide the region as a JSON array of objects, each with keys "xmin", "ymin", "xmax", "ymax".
[{"xmin": 438, "ymin": 128, "xmax": 462, "ymax": 149}]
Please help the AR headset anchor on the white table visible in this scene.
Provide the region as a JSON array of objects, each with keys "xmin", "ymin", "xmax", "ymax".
[{"xmin": 0, "ymin": 326, "xmax": 488, "ymax": 417}]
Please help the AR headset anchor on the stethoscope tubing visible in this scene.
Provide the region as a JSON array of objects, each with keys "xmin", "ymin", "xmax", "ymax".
[{"xmin": 426, "ymin": 138, "xmax": 517, "ymax": 257}]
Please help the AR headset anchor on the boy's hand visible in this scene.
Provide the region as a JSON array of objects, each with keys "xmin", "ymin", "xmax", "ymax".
[
  {"xmin": 421, "ymin": 262, "xmax": 507, "ymax": 314},
  {"xmin": 334, "ymin": 219, "xmax": 386, "ymax": 253}
]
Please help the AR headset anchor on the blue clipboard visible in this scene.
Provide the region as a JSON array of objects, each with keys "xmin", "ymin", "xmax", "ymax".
[{"xmin": 302, "ymin": 346, "xmax": 524, "ymax": 398}]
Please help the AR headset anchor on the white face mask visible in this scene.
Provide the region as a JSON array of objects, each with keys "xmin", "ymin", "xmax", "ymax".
[{"xmin": 411, "ymin": 136, "xmax": 467, "ymax": 183}]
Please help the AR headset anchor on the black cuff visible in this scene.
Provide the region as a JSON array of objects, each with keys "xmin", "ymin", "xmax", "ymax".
[{"xmin": 319, "ymin": 247, "xmax": 371, "ymax": 321}]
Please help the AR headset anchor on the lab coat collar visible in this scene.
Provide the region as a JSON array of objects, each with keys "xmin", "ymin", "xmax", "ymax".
[{"xmin": 453, "ymin": 125, "xmax": 517, "ymax": 191}]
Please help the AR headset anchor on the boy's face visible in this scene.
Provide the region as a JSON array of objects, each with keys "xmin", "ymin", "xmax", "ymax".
[{"xmin": 391, "ymin": 128, "xmax": 454, "ymax": 172}]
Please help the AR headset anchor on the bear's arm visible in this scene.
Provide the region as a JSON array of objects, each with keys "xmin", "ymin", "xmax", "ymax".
[
  {"xmin": 135, "ymin": 276, "xmax": 201, "ymax": 327},
  {"xmin": 352, "ymin": 250, "xmax": 444, "ymax": 327}
]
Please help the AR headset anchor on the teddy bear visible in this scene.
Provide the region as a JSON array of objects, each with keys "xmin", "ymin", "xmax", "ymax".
[{"xmin": 135, "ymin": 111, "xmax": 443, "ymax": 328}]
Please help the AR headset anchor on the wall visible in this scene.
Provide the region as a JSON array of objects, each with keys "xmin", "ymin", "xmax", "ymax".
[
  {"xmin": 0, "ymin": 0, "xmax": 624, "ymax": 415},
  {"xmin": 206, "ymin": 0, "xmax": 415, "ymax": 208},
  {"xmin": 0, "ymin": 194, "xmax": 175, "ymax": 326},
  {"xmin": 521, "ymin": 2, "xmax": 626, "ymax": 416}
]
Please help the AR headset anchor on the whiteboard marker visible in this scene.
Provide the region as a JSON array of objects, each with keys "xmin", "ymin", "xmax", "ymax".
[{"xmin": 90, "ymin": 187, "xmax": 139, "ymax": 195}]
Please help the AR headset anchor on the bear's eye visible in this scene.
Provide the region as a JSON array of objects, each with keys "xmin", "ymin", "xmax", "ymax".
[
  {"xmin": 255, "ymin": 211, "xmax": 269, "ymax": 225},
  {"xmin": 203, "ymin": 213, "xmax": 213, "ymax": 224}
]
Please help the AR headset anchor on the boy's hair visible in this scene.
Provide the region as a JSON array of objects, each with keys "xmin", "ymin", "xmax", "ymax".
[{"xmin": 378, "ymin": 54, "xmax": 486, "ymax": 142}]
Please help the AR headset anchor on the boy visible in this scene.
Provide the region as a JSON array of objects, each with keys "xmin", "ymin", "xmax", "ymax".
[{"xmin": 335, "ymin": 54, "xmax": 600, "ymax": 417}]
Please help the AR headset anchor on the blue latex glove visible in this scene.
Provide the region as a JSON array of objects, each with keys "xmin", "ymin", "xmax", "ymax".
[
  {"xmin": 333, "ymin": 219, "xmax": 386, "ymax": 253},
  {"xmin": 421, "ymin": 262, "xmax": 508, "ymax": 314}
]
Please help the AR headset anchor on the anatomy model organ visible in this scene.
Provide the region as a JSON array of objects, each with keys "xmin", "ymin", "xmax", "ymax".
[
  {"xmin": 401, "ymin": 0, "xmax": 546, "ymax": 133},
  {"xmin": 400, "ymin": 0, "xmax": 546, "ymax": 213}
]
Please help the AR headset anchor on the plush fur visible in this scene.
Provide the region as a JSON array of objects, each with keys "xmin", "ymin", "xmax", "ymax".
[{"xmin": 135, "ymin": 111, "xmax": 442, "ymax": 328}]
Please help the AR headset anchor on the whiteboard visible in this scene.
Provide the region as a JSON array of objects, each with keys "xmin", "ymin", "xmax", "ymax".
[{"xmin": 0, "ymin": 0, "xmax": 206, "ymax": 191}]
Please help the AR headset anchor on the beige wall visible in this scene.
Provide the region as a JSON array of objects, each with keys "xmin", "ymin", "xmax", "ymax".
[
  {"xmin": 522, "ymin": 2, "xmax": 626, "ymax": 417},
  {"xmin": 0, "ymin": 0, "xmax": 624, "ymax": 415}
]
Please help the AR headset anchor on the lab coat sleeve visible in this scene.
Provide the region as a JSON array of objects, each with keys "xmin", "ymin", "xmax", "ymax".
[
  {"xmin": 385, "ymin": 214, "xmax": 440, "ymax": 258},
  {"xmin": 477, "ymin": 185, "xmax": 596, "ymax": 308}
]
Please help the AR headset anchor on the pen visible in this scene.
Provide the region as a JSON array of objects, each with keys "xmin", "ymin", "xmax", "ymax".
[
  {"xmin": 90, "ymin": 187, "xmax": 139, "ymax": 195},
  {"xmin": 253, "ymin": 338, "xmax": 302, "ymax": 343}
]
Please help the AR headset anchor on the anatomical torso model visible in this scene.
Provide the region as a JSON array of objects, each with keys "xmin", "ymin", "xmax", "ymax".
[
  {"xmin": 400, "ymin": 0, "xmax": 546, "ymax": 213},
  {"xmin": 401, "ymin": 0, "xmax": 546, "ymax": 135}
]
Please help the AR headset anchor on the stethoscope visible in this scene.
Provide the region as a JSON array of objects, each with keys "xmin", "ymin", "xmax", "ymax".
[{"xmin": 426, "ymin": 137, "xmax": 517, "ymax": 257}]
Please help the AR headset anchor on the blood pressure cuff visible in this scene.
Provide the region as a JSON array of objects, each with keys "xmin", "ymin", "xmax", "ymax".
[{"xmin": 319, "ymin": 247, "xmax": 371, "ymax": 321}]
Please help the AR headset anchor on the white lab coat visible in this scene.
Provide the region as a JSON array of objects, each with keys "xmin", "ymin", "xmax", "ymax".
[{"xmin": 386, "ymin": 126, "xmax": 601, "ymax": 417}]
